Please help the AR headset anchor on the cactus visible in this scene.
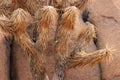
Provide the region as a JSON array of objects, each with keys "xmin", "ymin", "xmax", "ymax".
[{"xmin": 0, "ymin": 0, "xmax": 114, "ymax": 80}]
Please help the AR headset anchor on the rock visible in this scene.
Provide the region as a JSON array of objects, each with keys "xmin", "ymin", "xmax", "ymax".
[
  {"xmin": 0, "ymin": 29, "xmax": 12, "ymax": 80},
  {"xmin": 88, "ymin": 0, "xmax": 120, "ymax": 80},
  {"xmin": 10, "ymin": 41, "xmax": 33, "ymax": 80}
]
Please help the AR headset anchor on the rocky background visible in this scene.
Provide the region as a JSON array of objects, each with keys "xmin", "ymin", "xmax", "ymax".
[
  {"xmin": 0, "ymin": 0, "xmax": 120, "ymax": 80},
  {"xmin": 88, "ymin": 0, "xmax": 120, "ymax": 80}
]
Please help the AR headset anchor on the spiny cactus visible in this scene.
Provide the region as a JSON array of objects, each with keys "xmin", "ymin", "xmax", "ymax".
[
  {"xmin": 11, "ymin": 0, "xmax": 37, "ymax": 15},
  {"xmin": 10, "ymin": 8, "xmax": 49, "ymax": 80},
  {"xmin": 67, "ymin": 48, "xmax": 113, "ymax": 69},
  {"xmin": 33, "ymin": 6, "xmax": 58, "ymax": 80},
  {"xmin": 54, "ymin": 5, "xmax": 113, "ymax": 80},
  {"xmin": 55, "ymin": 6, "xmax": 80, "ymax": 80},
  {"xmin": 0, "ymin": 0, "xmax": 114, "ymax": 80},
  {"xmin": 0, "ymin": 14, "xmax": 12, "ymax": 33},
  {"xmin": 35, "ymin": 6, "xmax": 58, "ymax": 53}
]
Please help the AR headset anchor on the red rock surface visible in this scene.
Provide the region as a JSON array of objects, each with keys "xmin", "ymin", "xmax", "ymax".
[
  {"xmin": 10, "ymin": 41, "xmax": 33, "ymax": 80},
  {"xmin": 88, "ymin": 0, "xmax": 120, "ymax": 80},
  {"xmin": 0, "ymin": 29, "xmax": 12, "ymax": 80}
]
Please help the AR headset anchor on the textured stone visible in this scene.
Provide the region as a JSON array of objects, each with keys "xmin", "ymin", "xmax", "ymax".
[
  {"xmin": 88, "ymin": 0, "xmax": 120, "ymax": 80},
  {"xmin": 0, "ymin": 29, "xmax": 12, "ymax": 80},
  {"xmin": 10, "ymin": 41, "xmax": 33, "ymax": 80}
]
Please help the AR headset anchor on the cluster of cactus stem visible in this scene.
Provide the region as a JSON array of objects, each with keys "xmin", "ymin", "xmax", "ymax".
[{"xmin": 0, "ymin": 0, "xmax": 113, "ymax": 80}]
